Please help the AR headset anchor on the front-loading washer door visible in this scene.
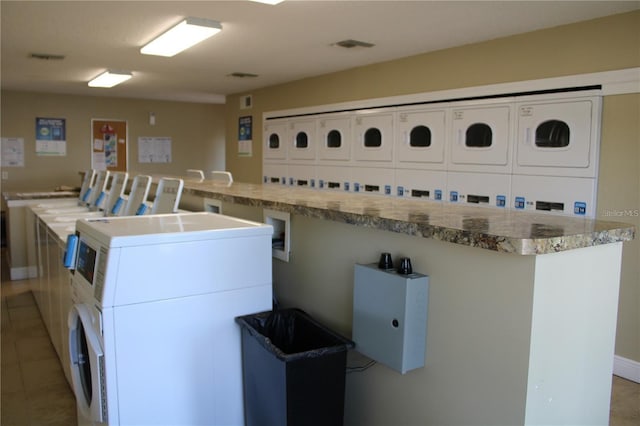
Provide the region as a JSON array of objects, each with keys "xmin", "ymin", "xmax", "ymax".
[{"xmin": 69, "ymin": 304, "xmax": 107, "ymax": 424}]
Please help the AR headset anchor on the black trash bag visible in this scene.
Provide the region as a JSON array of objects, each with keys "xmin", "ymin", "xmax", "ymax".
[
  {"xmin": 236, "ymin": 308, "xmax": 354, "ymax": 360},
  {"xmin": 263, "ymin": 308, "xmax": 298, "ymax": 353}
]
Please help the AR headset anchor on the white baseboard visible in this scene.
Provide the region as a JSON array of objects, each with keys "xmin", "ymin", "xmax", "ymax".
[
  {"xmin": 613, "ymin": 355, "xmax": 640, "ymax": 383},
  {"xmin": 9, "ymin": 265, "xmax": 38, "ymax": 280}
]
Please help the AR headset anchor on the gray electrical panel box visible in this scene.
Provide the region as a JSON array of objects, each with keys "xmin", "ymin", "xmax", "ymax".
[{"xmin": 352, "ymin": 263, "xmax": 429, "ymax": 374}]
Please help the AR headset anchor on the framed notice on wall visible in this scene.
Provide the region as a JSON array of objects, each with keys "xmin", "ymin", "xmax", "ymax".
[
  {"xmin": 238, "ymin": 115, "xmax": 252, "ymax": 157},
  {"xmin": 91, "ymin": 119, "xmax": 127, "ymax": 172},
  {"xmin": 35, "ymin": 117, "xmax": 66, "ymax": 156}
]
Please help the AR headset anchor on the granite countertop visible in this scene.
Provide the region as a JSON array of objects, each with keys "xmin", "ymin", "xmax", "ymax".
[
  {"xmin": 171, "ymin": 178, "xmax": 634, "ymax": 255},
  {"xmin": 3, "ymin": 190, "xmax": 79, "ymax": 202}
]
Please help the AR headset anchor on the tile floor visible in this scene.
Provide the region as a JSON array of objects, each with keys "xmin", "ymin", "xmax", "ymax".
[{"xmin": 1, "ymin": 248, "xmax": 639, "ymax": 425}]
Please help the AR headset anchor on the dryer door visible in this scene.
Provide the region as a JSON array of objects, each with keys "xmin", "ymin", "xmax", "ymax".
[
  {"xmin": 449, "ymin": 105, "xmax": 512, "ymax": 172},
  {"xmin": 68, "ymin": 304, "xmax": 107, "ymax": 424}
]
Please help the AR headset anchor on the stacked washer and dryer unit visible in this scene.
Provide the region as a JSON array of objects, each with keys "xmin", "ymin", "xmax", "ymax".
[{"xmin": 263, "ymin": 88, "xmax": 601, "ymax": 218}]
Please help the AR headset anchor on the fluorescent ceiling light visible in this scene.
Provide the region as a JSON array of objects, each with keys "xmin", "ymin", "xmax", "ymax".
[
  {"xmin": 250, "ymin": 0, "xmax": 285, "ymax": 4},
  {"xmin": 88, "ymin": 70, "xmax": 132, "ymax": 88},
  {"xmin": 141, "ymin": 17, "xmax": 222, "ymax": 57}
]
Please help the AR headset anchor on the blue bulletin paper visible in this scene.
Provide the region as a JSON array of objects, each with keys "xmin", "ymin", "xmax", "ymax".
[
  {"xmin": 238, "ymin": 116, "xmax": 252, "ymax": 157},
  {"xmin": 35, "ymin": 117, "xmax": 66, "ymax": 156}
]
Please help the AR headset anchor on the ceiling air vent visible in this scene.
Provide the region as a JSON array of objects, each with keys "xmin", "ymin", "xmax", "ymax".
[
  {"xmin": 333, "ymin": 39, "xmax": 375, "ymax": 49},
  {"xmin": 29, "ymin": 53, "xmax": 65, "ymax": 61},
  {"xmin": 228, "ymin": 72, "xmax": 259, "ymax": 78}
]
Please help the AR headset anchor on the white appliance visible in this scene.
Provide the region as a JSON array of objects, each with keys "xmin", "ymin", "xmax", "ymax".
[
  {"xmin": 263, "ymin": 119, "xmax": 288, "ymax": 161},
  {"xmin": 353, "ymin": 109, "xmax": 394, "ymax": 164},
  {"xmin": 317, "ymin": 114, "xmax": 352, "ymax": 163},
  {"xmin": 65, "ymin": 212, "xmax": 273, "ymax": 426},
  {"xmin": 35, "ymin": 170, "xmax": 108, "ymax": 214},
  {"xmin": 514, "ymin": 95, "xmax": 601, "ymax": 178},
  {"xmin": 448, "ymin": 101, "xmax": 514, "ymax": 174},
  {"xmin": 287, "ymin": 118, "xmax": 317, "ymax": 162},
  {"xmin": 394, "ymin": 106, "xmax": 447, "ymax": 170},
  {"xmin": 263, "ymin": 119, "xmax": 288, "ymax": 186},
  {"xmin": 29, "ymin": 169, "xmax": 96, "ymax": 210}
]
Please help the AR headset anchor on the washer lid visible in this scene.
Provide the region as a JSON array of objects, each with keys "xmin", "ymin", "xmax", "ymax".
[{"xmin": 75, "ymin": 212, "xmax": 273, "ymax": 247}]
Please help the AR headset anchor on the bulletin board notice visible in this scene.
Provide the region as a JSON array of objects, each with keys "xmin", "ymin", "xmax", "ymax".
[
  {"xmin": 138, "ymin": 137, "xmax": 172, "ymax": 163},
  {"xmin": 92, "ymin": 119, "xmax": 127, "ymax": 172}
]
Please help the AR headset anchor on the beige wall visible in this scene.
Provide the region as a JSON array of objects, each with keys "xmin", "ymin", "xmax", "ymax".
[
  {"xmin": 0, "ymin": 91, "xmax": 226, "ymax": 207},
  {"xmin": 224, "ymin": 11, "xmax": 640, "ymax": 362}
]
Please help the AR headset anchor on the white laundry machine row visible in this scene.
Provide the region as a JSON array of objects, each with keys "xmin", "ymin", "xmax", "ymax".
[
  {"xmin": 262, "ymin": 90, "xmax": 602, "ymax": 216},
  {"xmin": 65, "ymin": 212, "xmax": 273, "ymax": 426}
]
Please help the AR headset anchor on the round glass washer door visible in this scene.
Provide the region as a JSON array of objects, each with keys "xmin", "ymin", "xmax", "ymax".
[{"xmin": 69, "ymin": 304, "xmax": 107, "ymax": 423}]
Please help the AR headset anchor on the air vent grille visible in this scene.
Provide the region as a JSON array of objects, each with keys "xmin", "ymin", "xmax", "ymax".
[
  {"xmin": 29, "ymin": 53, "xmax": 65, "ymax": 61},
  {"xmin": 228, "ymin": 72, "xmax": 258, "ymax": 78},
  {"xmin": 333, "ymin": 39, "xmax": 375, "ymax": 49}
]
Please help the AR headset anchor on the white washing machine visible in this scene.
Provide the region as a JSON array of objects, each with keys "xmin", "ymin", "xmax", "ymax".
[
  {"xmin": 394, "ymin": 106, "xmax": 447, "ymax": 170},
  {"xmin": 34, "ymin": 170, "xmax": 109, "ymax": 216},
  {"xmin": 514, "ymin": 94, "xmax": 601, "ymax": 178},
  {"xmin": 65, "ymin": 212, "xmax": 273, "ymax": 425},
  {"xmin": 448, "ymin": 101, "xmax": 514, "ymax": 174}
]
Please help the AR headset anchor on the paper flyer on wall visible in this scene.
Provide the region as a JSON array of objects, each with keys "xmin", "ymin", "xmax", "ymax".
[
  {"xmin": 35, "ymin": 117, "xmax": 66, "ymax": 156},
  {"xmin": 238, "ymin": 115, "xmax": 253, "ymax": 157},
  {"xmin": 138, "ymin": 136, "xmax": 172, "ymax": 163},
  {"xmin": 1, "ymin": 137, "xmax": 25, "ymax": 167}
]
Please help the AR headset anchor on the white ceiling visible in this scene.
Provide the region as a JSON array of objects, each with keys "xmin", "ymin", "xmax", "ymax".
[{"xmin": 2, "ymin": 0, "xmax": 638, "ymax": 104}]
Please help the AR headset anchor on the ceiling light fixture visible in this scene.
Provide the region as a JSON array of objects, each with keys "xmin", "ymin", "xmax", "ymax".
[
  {"xmin": 249, "ymin": 0, "xmax": 285, "ymax": 5},
  {"xmin": 88, "ymin": 70, "xmax": 132, "ymax": 88},
  {"xmin": 140, "ymin": 17, "xmax": 222, "ymax": 57}
]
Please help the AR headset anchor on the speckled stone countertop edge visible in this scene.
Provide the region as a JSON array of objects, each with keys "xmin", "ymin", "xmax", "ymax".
[{"xmin": 179, "ymin": 182, "xmax": 636, "ymax": 256}]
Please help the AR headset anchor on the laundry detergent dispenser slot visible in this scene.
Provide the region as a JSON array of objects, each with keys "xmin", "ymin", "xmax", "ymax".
[{"xmin": 353, "ymin": 262, "xmax": 429, "ymax": 374}]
